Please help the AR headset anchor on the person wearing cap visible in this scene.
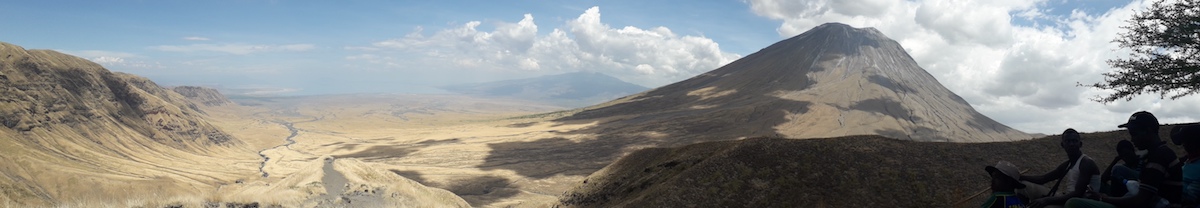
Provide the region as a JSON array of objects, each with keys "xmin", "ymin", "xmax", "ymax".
[
  {"xmin": 1066, "ymin": 111, "xmax": 1178, "ymax": 208},
  {"xmin": 983, "ymin": 161, "xmax": 1030, "ymax": 208},
  {"xmin": 1018, "ymin": 128, "xmax": 1101, "ymax": 208},
  {"xmin": 1173, "ymin": 124, "xmax": 1200, "ymax": 205}
]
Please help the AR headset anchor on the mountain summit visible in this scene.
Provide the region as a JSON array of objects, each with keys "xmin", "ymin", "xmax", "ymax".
[{"xmin": 562, "ymin": 23, "xmax": 1031, "ymax": 142}]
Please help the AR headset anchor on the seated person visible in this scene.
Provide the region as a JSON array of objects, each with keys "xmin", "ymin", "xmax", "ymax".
[
  {"xmin": 1174, "ymin": 124, "xmax": 1200, "ymax": 205},
  {"xmin": 1101, "ymin": 140, "xmax": 1140, "ymax": 196},
  {"xmin": 1066, "ymin": 111, "xmax": 1176, "ymax": 208},
  {"xmin": 1019, "ymin": 129, "xmax": 1101, "ymax": 207},
  {"xmin": 983, "ymin": 161, "xmax": 1029, "ymax": 208}
]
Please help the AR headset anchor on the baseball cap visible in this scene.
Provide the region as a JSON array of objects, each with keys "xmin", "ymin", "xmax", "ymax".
[{"xmin": 1119, "ymin": 111, "xmax": 1159, "ymax": 129}]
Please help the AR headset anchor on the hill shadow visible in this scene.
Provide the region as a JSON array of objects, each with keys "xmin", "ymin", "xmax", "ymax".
[
  {"xmin": 560, "ymin": 125, "xmax": 1198, "ymax": 207},
  {"xmin": 386, "ymin": 170, "xmax": 521, "ymax": 207},
  {"xmin": 334, "ymin": 145, "xmax": 415, "ymax": 160},
  {"xmin": 388, "ymin": 170, "xmax": 519, "ymax": 207},
  {"xmin": 556, "ymin": 135, "xmax": 1063, "ymax": 207},
  {"xmin": 444, "ymin": 175, "xmax": 519, "ymax": 207},
  {"xmin": 335, "ymin": 138, "xmax": 461, "ymax": 161},
  {"xmin": 388, "ymin": 170, "xmax": 430, "ymax": 186},
  {"xmin": 479, "ymin": 137, "xmax": 625, "ymax": 179}
]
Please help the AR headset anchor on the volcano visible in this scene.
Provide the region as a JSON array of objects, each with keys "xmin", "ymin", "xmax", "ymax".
[{"xmin": 560, "ymin": 23, "xmax": 1031, "ymax": 142}]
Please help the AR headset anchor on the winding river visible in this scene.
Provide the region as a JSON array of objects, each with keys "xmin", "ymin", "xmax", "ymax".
[
  {"xmin": 257, "ymin": 120, "xmax": 299, "ymax": 177},
  {"xmin": 257, "ymin": 110, "xmax": 321, "ymax": 178}
]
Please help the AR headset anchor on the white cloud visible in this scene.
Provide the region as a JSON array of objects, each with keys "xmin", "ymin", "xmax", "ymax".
[
  {"xmin": 149, "ymin": 43, "xmax": 315, "ymax": 55},
  {"xmin": 182, "ymin": 36, "xmax": 210, "ymax": 41},
  {"xmin": 59, "ymin": 50, "xmax": 140, "ymax": 59},
  {"xmin": 90, "ymin": 56, "xmax": 127, "ymax": 64},
  {"xmin": 55, "ymin": 49, "xmax": 161, "ymax": 69},
  {"xmin": 745, "ymin": 0, "xmax": 1190, "ymax": 134},
  {"xmin": 914, "ymin": 1, "xmax": 1019, "ymax": 47},
  {"xmin": 350, "ymin": 7, "xmax": 740, "ymax": 87}
]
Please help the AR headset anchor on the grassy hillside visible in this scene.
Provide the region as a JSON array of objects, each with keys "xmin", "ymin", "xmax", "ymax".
[
  {"xmin": 0, "ymin": 41, "xmax": 258, "ymax": 206},
  {"xmin": 559, "ymin": 126, "xmax": 1191, "ymax": 207}
]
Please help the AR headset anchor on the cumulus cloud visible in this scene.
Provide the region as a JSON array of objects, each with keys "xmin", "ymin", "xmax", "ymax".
[
  {"xmin": 913, "ymin": 1, "xmax": 1020, "ymax": 47},
  {"xmin": 149, "ymin": 43, "xmax": 315, "ymax": 55},
  {"xmin": 182, "ymin": 36, "xmax": 210, "ymax": 41},
  {"xmin": 350, "ymin": 6, "xmax": 740, "ymax": 87},
  {"xmin": 745, "ymin": 0, "xmax": 1190, "ymax": 134}
]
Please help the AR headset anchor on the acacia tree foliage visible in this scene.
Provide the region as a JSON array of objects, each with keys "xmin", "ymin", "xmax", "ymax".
[{"xmin": 1090, "ymin": 0, "xmax": 1200, "ymax": 103}]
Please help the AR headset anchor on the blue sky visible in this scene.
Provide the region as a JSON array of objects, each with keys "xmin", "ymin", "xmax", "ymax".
[
  {"xmin": 1, "ymin": 1, "xmax": 780, "ymax": 94},
  {"xmin": 3, "ymin": 1, "xmax": 776, "ymax": 55},
  {"xmin": 2, "ymin": 0, "xmax": 1196, "ymax": 134}
]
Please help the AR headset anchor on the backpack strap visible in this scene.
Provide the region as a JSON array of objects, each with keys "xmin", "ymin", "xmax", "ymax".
[{"xmin": 1046, "ymin": 159, "xmax": 1081, "ymax": 197}]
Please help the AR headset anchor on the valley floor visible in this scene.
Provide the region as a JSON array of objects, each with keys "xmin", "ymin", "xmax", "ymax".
[{"xmin": 208, "ymin": 94, "xmax": 600, "ymax": 207}]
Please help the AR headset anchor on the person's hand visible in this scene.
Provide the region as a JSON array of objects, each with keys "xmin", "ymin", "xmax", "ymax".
[
  {"xmin": 1084, "ymin": 188, "xmax": 1105, "ymax": 200},
  {"xmin": 1028, "ymin": 198, "xmax": 1050, "ymax": 208}
]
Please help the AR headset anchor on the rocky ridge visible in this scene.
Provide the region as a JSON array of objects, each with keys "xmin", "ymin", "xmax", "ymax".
[{"xmin": 172, "ymin": 86, "xmax": 235, "ymax": 107}]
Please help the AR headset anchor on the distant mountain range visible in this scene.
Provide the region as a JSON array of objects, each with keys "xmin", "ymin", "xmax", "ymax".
[{"xmin": 441, "ymin": 72, "xmax": 648, "ymax": 108}]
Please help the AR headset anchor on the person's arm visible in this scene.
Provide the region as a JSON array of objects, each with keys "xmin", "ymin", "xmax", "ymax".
[
  {"xmin": 1101, "ymin": 150, "xmax": 1176, "ymax": 207},
  {"xmin": 1097, "ymin": 166, "xmax": 1165, "ymax": 207},
  {"xmin": 1033, "ymin": 158, "xmax": 1102, "ymax": 206},
  {"xmin": 1021, "ymin": 161, "xmax": 1070, "ymax": 184},
  {"xmin": 1100, "ymin": 156, "xmax": 1120, "ymax": 184}
]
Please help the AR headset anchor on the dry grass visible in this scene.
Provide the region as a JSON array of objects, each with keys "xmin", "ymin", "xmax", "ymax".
[
  {"xmin": 559, "ymin": 126, "xmax": 1188, "ymax": 207},
  {"xmin": 4, "ymin": 74, "xmax": 1107, "ymax": 208}
]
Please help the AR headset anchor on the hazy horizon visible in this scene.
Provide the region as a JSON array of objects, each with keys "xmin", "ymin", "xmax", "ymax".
[{"xmin": 3, "ymin": 0, "xmax": 1197, "ymax": 134}]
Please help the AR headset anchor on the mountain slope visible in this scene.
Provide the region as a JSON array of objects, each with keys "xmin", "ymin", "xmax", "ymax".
[
  {"xmin": 0, "ymin": 41, "xmax": 253, "ymax": 206},
  {"xmin": 172, "ymin": 86, "xmax": 235, "ymax": 107},
  {"xmin": 0, "ymin": 45, "xmax": 235, "ymax": 147},
  {"xmin": 442, "ymin": 72, "xmax": 648, "ymax": 107},
  {"xmin": 558, "ymin": 23, "xmax": 1031, "ymax": 142},
  {"xmin": 558, "ymin": 128, "xmax": 1169, "ymax": 207}
]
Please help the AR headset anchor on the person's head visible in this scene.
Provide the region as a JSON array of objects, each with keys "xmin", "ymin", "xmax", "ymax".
[
  {"xmin": 986, "ymin": 161, "xmax": 1026, "ymax": 192},
  {"xmin": 1061, "ymin": 128, "xmax": 1083, "ymax": 158},
  {"xmin": 1119, "ymin": 111, "xmax": 1160, "ymax": 150},
  {"xmin": 1172, "ymin": 125, "xmax": 1200, "ymax": 154},
  {"xmin": 1117, "ymin": 140, "xmax": 1139, "ymax": 165}
]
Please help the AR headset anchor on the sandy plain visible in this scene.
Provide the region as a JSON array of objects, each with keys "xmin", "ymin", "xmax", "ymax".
[{"xmin": 204, "ymin": 93, "xmax": 618, "ymax": 207}]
